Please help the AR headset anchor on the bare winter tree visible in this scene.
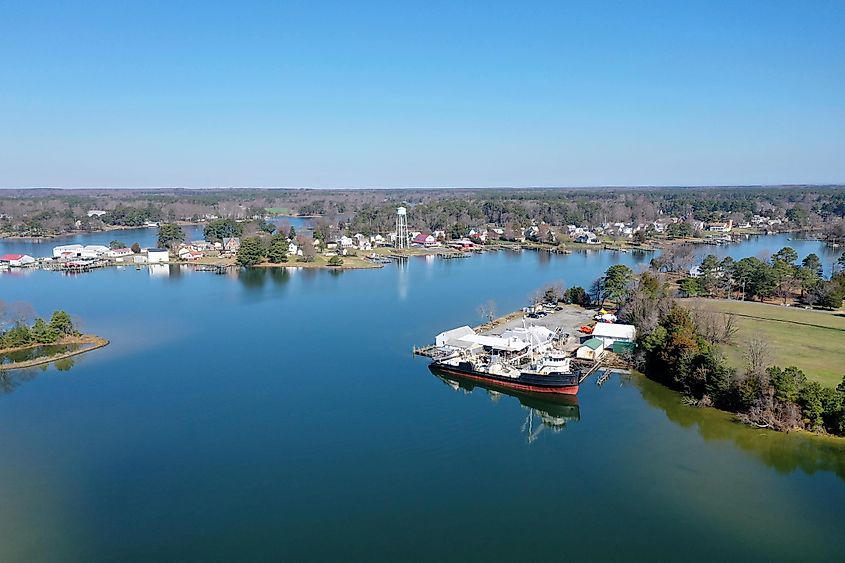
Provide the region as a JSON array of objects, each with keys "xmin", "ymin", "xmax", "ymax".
[
  {"xmin": 0, "ymin": 301, "xmax": 35, "ymax": 328},
  {"xmin": 691, "ymin": 308, "xmax": 739, "ymax": 345},
  {"xmin": 528, "ymin": 289, "xmax": 545, "ymax": 310},
  {"xmin": 478, "ymin": 300, "xmax": 496, "ymax": 324},
  {"xmin": 744, "ymin": 337, "xmax": 771, "ymax": 376}
]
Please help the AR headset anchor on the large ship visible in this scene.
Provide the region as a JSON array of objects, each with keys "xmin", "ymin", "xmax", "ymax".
[{"xmin": 429, "ymin": 351, "xmax": 581, "ymax": 395}]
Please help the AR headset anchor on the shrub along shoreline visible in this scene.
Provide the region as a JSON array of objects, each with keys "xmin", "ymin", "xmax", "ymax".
[{"xmin": 590, "ymin": 263, "xmax": 845, "ymax": 437}]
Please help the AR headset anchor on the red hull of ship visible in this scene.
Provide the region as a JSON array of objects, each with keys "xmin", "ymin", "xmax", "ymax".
[{"xmin": 432, "ymin": 365, "xmax": 579, "ymax": 395}]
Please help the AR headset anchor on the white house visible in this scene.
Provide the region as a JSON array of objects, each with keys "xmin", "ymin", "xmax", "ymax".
[
  {"xmin": 706, "ymin": 220, "xmax": 733, "ymax": 233},
  {"xmin": 411, "ymin": 233, "xmax": 437, "ymax": 247},
  {"xmin": 591, "ymin": 323, "xmax": 636, "ymax": 348},
  {"xmin": 86, "ymin": 209, "xmax": 107, "ymax": 218},
  {"xmin": 190, "ymin": 240, "xmax": 214, "ymax": 252},
  {"xmin": 177, "ymin": 247, "xmax": 202, "ymax": 260},
  {"xmin": 468, "ymin": 228, "xmax": 487, "ymax": 242},
  {"xmin": 0, "ymin": 253, "xmax": 35, "ymax": 267},
  {"xmin": 222, "ymin": 237, "xmax": 241, "ymax": 252},
  {"xmin": 147, "ymin": 248, "xmax": 170, "ymax": 264},
  {"xmin": 107, "ymin": 247, "xmax": 133, "ymax": 259},
  {"xmin": 353, "ymin": 233, "xmax": 372, "ymax": 251},
  {"xmin": 575, "ymin": 232, "xmax": 599, "ymax": 244}
]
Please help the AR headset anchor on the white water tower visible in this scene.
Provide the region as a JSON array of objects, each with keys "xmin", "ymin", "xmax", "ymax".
[{"xmin": 396, "ymin": 206, "xmax": 408, "ymax": 249}]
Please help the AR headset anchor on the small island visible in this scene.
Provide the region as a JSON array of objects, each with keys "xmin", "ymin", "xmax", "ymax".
[{"xmin": 0, "ymin": 310, "xmax": 108, "ymax": 371}]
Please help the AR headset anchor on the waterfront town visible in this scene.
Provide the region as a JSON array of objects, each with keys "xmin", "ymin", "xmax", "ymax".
[{"xmin": 1, "ymin": 196, "xmax": 836, "ymax": 273}]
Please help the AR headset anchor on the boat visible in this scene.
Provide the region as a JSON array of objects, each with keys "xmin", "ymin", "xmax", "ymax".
[{"xmin": 429, "ymin": 352, "xmax": 580, "ymax": 395}]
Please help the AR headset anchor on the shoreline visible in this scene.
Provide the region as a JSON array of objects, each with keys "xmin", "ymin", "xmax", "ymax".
[
  {"xmin": 0, "ymin": 335, "xmax": 110, "ymax": 371},
  {"xmin": 482, "ymin": 299, "xmax": 845, "ymax": 441}
]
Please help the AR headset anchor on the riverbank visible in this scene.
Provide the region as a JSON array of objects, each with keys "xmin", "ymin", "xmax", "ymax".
[
  {"xmin": 254, "ymin": 255, "xmax": 383, "ymax": 270},
  {"xmin": 0, "ymin": 334, "xmax": 109, "ymax": 371}
]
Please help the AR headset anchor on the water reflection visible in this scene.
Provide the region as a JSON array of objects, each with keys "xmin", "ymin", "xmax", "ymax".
[
  {"xmin": 635, "ymin": 373, "xmax": 845, "ymax": 481},
  {"xmin": 429, "ymin": 367, "xmax": 580, "ymax": 444},
  {"xmin": 237, "ymin": 267, "xmax": 293, "ymax": 292},
  {"xmin": 396, "ymin": 257, "xmax": 409, "ymax": 300},
  {"xmin": 0, "ymin": 356, "xmax": 76, "ymax": 394},
  {"xmin": 148, "ymin": 264, "xmax": 170, "ymax": 278}
]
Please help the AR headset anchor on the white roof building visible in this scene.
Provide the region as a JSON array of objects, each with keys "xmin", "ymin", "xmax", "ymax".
[
  {"xmin": 435, "ymin": 326, "xmax": 476, "ymax": 347},
  {"xmin": 591, "ymin": 323, "xmax": 636, "ymax": 345},
  {"xmin": 53, "ymin": 244, "xmax": 84, "ymax": 258},
  {"xmin": 147, "ymin": 248, "xmax": 170, "ymax": 264},
  {"xmin": 107, "ymin": 247, "xmax": 133, "ymax": 258},
  {"xmin": 461, "ymin": 334, "xmax": 529, "ymax": 352},
  {"xmin": 80, "ymin": 245, "xmax": 110, "ymax": 258}
]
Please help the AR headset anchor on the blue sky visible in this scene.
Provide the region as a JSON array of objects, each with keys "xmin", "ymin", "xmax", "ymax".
[{"xmin": 1, "ymin": 0, "xmax": 843, "ymax": 188}]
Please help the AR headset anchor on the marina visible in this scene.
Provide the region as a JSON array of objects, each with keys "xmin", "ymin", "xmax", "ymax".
[{"xmin": 416, "ymin": 304, "xmax": 631, "ymax": 394}]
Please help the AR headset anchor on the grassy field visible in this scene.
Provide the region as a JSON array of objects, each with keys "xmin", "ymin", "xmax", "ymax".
[{"xmin": 688, "ymin": 299, "xmax": 845, "ymax": 387}]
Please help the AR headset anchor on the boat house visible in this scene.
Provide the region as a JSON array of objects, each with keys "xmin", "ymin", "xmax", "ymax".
[{"xmin": 576, "ymin": 338, "xmax": 605, "ymax": 361}]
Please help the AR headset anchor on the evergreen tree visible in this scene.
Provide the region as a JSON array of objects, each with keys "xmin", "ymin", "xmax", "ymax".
[
  {"xmin": 603, "ymin": 264, "xmax": 633, "ymax": 304},
  {"xmin": 4, "ymin": 323, "xmax": 32, "ymax": 347},
  {"xmin": 236, "ymin": 237, "xmax": 266, "ymax": 267},
  {"xmin": 203, "ymin": 219, "xmax": 243, "ymax": 243},
  {"xmin": 49, "ymin": 310, "xmax": 77, "ymax": 336},
  {"xmin": 157, "ymin": 223, "xmax": 185, "ymax": 249},
  {"xmin": 31, "ymin": 317, "xmax": 59, "ymax": 344},
  {"xmin": 267, "ymin": 239, "xmax": 289, "ymax": 263}
]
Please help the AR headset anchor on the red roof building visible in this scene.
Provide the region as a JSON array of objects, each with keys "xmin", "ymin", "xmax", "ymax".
[{"xmin": 411, "ymin": 233, "xmax": 437, "ymax": 247}]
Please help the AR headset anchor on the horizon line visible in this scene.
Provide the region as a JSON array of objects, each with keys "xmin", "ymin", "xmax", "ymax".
[{"xmin": 1, "ymin": 183, "xmax": 844, "ymax": 191}]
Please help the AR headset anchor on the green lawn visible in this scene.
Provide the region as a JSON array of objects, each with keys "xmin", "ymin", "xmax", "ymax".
[
  {"xmin": 264, "ymin": 207, "xmax": 290, "ymax": 215},
  {"xmin": 688, "ymin": 299, "xmax": 845, "ymax": 387}
]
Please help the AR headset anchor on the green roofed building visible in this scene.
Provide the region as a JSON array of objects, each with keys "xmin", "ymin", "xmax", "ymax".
[{"xmin": 576, "ymin": 337, "xmax": 605, "ymax": 361}]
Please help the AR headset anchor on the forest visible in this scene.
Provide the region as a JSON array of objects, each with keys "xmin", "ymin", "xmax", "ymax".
[{"xmin": 2, "ymin": 186, "xmax": 845, "ymax": 241}]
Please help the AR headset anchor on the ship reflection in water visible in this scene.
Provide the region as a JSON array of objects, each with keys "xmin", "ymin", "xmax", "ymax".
[{"xmin": 429, "ymin": 367, "xmax": 580, "ymax": 444}]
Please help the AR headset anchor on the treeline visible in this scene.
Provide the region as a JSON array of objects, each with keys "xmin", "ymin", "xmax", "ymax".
[
  {"xmin": 0, "ymin": 311, "xmax": 79, "ymax": 349},
  {"xmin": 346, "ymin": 187, "xmax": 845, "ymax": 236},
  {"xmin": 678, "ymin": 247, "xmax": 845, "ymax": 309},
  {"xmin": 4, "ymin": 187, "xmax": 845, "ymax": 239},
  {"xmin": 606, "ymin": 268, "xmax": 845, "ymax": 436}
]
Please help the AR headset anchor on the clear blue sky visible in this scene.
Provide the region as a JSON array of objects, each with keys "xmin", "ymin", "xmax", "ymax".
[{"xmin": 1, "ymin": 0, "xmax": 843, "ymax": 188}]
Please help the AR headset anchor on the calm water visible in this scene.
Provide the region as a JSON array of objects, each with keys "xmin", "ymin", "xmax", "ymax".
[
  {"xmin": 0, "ymin": 343, "xmax": 83, "ymax": 365},
  {"xmin": 1, "ymin": 234, "xmax": 844, "ymax": 561}
]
